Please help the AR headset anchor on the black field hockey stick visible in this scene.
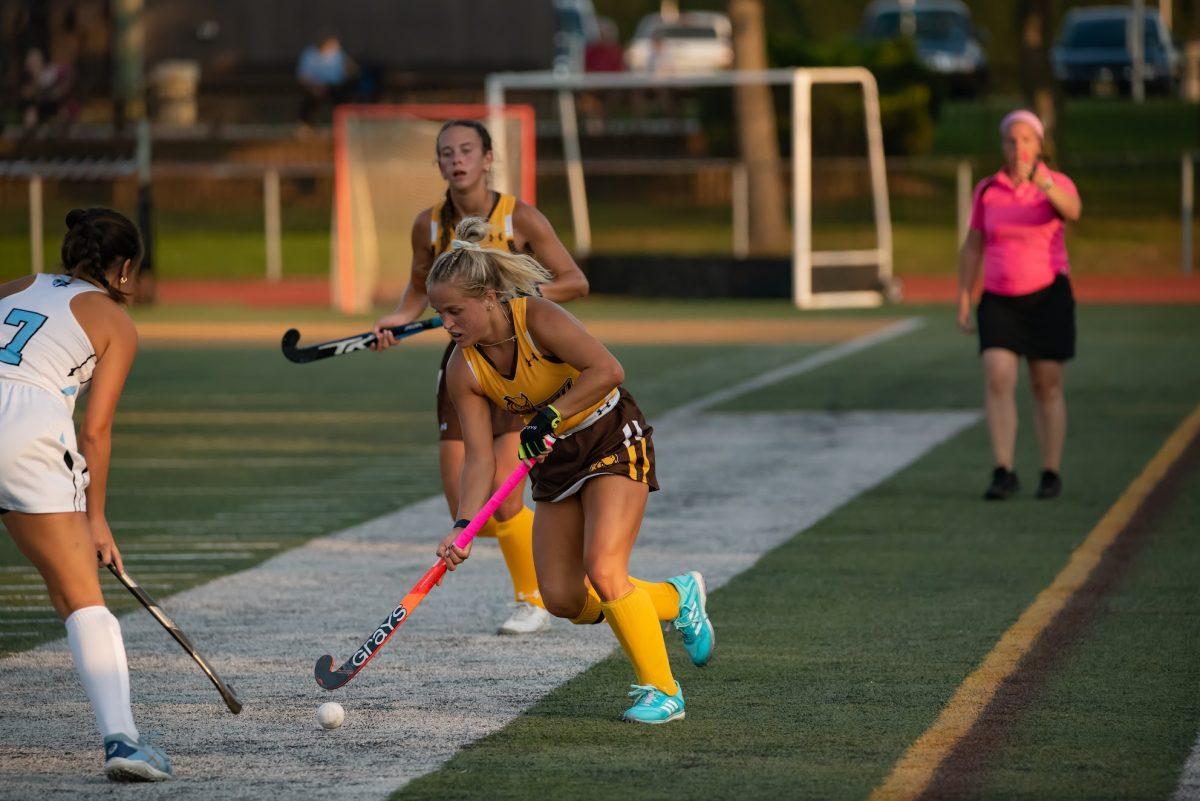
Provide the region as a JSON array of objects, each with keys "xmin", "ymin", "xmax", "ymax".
[
  {"xmin": 281, "ymin": 316, "xmax": 442, "ymax": 363},
  {"xmin": 107, "ymin": 563, "xmax": 243, "ymax": 714}
]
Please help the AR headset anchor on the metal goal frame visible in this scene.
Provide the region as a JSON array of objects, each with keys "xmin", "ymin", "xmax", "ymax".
[{"xmin": 485, "ymin": 67, "xmax": 893, "ymax": 309}]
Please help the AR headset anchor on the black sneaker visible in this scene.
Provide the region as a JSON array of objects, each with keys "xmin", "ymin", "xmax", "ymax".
[
  {"xmin": 984, "ymin": 466, "xmax": 1019, "ymax": 500},
  {"xmin": 1036, "ymin": 470, "xmax": 1062, "ymax": 499}
]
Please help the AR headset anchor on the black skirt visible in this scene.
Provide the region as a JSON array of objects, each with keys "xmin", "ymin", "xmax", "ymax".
[{"xmin": 977, "ymin": 274, "xmax": 1076, "ymax": 361}]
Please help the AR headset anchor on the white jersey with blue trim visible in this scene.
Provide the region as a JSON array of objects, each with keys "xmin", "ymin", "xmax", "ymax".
[{"xmin": 0, "ymin": 274, "xmax": 105, "ymax": 413}]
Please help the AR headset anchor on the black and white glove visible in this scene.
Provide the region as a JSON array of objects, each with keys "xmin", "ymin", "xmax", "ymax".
[{"xmin": 518, "ymin": 404, "xmax": 561, "ymax": 461}]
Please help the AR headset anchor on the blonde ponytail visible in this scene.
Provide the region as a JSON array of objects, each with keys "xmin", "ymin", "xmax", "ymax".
[{"xmin": 427, "ymin": 217, "xmax": 551, "ymax": 300}]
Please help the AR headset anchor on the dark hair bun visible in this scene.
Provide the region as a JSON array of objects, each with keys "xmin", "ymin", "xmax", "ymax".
[{"xmin": 59, "ymin": 207, "xmax": 143, "ymax": 303}]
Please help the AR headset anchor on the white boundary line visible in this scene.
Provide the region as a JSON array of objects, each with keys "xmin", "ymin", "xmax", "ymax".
[
  {"xmin": 1174, "ymin": 733, "xmax": 1200, "ymax": 800},
  {"xmin": 662, "ymin": 317, "xmax": 923, "ymax": 420}
]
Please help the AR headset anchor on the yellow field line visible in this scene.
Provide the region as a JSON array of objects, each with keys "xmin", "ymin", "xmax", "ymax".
[{"xmin": 868, "ymin": 402, "xmax": 1200, "ymax": 801}]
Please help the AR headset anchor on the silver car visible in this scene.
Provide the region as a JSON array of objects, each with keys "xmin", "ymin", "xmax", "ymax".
[{"xmin": 625, "ymin": 11, "xmax": 734, "ymax": 75}]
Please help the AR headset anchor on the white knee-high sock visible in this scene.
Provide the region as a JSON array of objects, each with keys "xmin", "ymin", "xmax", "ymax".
[{"xmin": 65, "ymin": 606, "xmax": 139, "ymax": 741}]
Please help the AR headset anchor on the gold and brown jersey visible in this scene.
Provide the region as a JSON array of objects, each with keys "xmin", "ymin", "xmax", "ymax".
[
  {"xmin": 458, "ymin": 297, "xmax": 619, "ymax": 436},
  {"xmin": 429, "ymin": 192, "xmax": 517, "ymax": 257}
]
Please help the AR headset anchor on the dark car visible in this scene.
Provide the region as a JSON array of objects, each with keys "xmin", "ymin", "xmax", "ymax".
[
  {"xmin": 861, "ymin": 0, "xmax": 988, "ymax": 96},
  {"xmin": 1052, "ymin": 6, "xmax": 1179, "ymax": 96}
]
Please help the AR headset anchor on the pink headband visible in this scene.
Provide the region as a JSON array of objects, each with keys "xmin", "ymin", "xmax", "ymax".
[{"xmin": 999, "ymin": 109, "xmax": 1044, "ymax": 141}]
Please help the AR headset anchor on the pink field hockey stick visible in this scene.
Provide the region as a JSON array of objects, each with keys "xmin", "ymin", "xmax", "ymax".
[{"xmin": 314, "ymin": 438, "xmax": 551, "ymax": 690}]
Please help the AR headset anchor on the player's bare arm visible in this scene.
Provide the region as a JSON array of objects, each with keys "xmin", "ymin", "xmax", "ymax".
[
  {"xmin": 373, "ymin": 209, "xmax": 436, "ymax": 349},
  {"xmin": 437, "ymin": 348, "xmax": 496, "ymax": 569},
  {"xmin": 523, "ymin": 296, "xmax": 623, "ymax": 420},
  {"xmin": 956, "ymin": 228, "xmax": 984, "ymax": 334},
  {"xmin": 514, "ymin": 201, "xmax": 588, "ymax": 303},
  {"xmin": 72, "ymin": 292, "xmax": 138, "ymax": 571}
]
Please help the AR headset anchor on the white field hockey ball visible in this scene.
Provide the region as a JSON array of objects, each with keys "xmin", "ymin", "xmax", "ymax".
[{"xmin": 317, "ymin": 701, "xmax": 345, "ymax": 730}]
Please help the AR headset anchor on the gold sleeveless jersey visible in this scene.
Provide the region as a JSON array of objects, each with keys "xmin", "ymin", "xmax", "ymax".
[
  {"xmin": 459, "ymin": 297, "xmax": 619, "ymax": 436},
  {"xmin": 429, "ymin": 193, "xmax": 517, "ymax": 257}
]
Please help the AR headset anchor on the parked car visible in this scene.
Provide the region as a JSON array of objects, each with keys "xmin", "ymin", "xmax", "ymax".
[
  {"xmin": 1052, "ymin": 6, "xmax": 1179, "ymax": 96},
  {"xmin": 624, "ymin": 11, "xmax": 734, "ymax": 74},
  {"xmin": 861, "ymin": 0, "xmax": 988, "ymax": 96}
]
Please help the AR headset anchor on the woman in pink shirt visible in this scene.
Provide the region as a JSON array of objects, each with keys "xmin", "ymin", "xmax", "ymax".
[{"xmin": 956, "ymin": 109, "xmax": 1083, "ymax": 501}]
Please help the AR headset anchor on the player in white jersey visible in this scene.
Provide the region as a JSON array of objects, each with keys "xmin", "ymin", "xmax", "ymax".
[{"xmin": 0, "ymin": 208, "xmax": 172, "ymax": 782}]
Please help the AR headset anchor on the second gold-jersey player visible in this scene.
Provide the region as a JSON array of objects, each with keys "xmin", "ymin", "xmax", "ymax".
[{"xmin": 372, "ymin": 119, "xmax": 588, "ymax": 635}]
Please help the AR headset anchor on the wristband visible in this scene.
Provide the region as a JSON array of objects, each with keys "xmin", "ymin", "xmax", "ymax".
[{"xmin": 453, "ymin": 518, "xmax": 471, "ymax": 530}]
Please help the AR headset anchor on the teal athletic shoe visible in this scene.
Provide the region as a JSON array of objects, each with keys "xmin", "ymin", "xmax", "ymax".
[
  {"xmin": 103, "ymin": 733, "xmax": 173, "ymax": 782},
  {"xmin": 622, "ymin": 682, "xmax": 685, "ymax": 724},
  {"xmin": 667, "ymin": 571, "xmax": 715, "ymax": 667}
]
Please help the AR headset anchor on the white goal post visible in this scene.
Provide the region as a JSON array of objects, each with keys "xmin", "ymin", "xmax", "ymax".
[{"xmin": 485, "ymin": 67, "xmax": 894, "ymax": 309}]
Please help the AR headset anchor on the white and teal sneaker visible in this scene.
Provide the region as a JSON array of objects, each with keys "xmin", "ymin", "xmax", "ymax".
[
  {"xmin": 667, "ymin": 571, "xmax": 715, "ymax": 667},
  {"xmin": 622, "ymin": 683, "xmax": 685, "ymax": 724},
  {"xmin": 103, "ymin": 733, "xmax": 173, "ymax": 782}
]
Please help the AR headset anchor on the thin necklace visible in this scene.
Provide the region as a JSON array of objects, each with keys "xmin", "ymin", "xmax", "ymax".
[{"xmin": 478, "ymin": 306, "xmax": 516, "ymax": 348}]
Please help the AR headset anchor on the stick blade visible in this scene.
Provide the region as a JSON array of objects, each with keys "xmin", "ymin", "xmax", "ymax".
[
  {"xmin": 221, "ymin": 685, "xmax": 244, "ymax": 715},
  {"xmin": 314, "ymin": 654, "xmax": 352, "ymax": 690},
  {"xmin": 280, "ymin": 329, "xmax": 313, "ymax": 363}
]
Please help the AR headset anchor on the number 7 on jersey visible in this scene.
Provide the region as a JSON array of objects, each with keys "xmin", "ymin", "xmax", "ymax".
[{"xmin": 0, "ymin": 309, "xmax": 48, "ymax": 366}]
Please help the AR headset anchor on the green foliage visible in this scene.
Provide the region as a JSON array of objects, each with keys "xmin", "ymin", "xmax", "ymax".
[{"xmin": 771, "ymin": 34, "xmax": 941, "ymax": 156}]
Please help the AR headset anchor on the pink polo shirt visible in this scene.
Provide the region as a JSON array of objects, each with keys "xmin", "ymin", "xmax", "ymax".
[{"xmin": 969, "ymin": 169, "xmax": 1078, "ymax": 297}]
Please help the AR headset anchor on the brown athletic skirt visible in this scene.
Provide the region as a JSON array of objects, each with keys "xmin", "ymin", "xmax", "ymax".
[
  {"xmin": 530, "ymin": 388, "xmax": 659, "ymax": 503},
  {"xmin": 437, "ymin": 342, "xmax": 524, "ymax": 441}
]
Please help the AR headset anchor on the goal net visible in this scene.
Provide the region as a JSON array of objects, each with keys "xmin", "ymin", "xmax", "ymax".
[
  {"xmin": 331, "ymin": 104, "xmax": 537, "ymax": 314},
  {"xmin": 484, "ymin": 68, "xmax": 893, "ymax": 309}
]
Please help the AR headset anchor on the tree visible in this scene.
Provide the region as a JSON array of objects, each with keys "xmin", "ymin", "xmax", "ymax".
[
  {"xmin": 1017, "ymin": 0, "xmax": 1062, "ymax": 159},
  {"xmin": 729, "ymin": 0, "xmax": 790, "ymax": 255}
]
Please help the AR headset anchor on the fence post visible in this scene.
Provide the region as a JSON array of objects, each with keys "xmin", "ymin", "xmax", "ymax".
[
  {"xmin": 264, "ymin": 169, "xmax": 282, "ymax": 282},
  {"xmin": 556, "ymin": 89, "xmax": 591, "ymax": 258},
  {"xmin": 29, "ymin": 176, "xmax": 43, "ymax": 274},
  {"xmin": 1131, "ymin": 0, "xmax": 1146, "ymax": 103},
  {"xmin": 1184, "ymin": 152, "xmax": 1195, "ymax": 276},
  {"xmin": 732, "ymin": 161, "xmax": 749, "ymax": 259},
  {"xmin": 956, "ymin": 160, "xmax": 972, "ymax": 247}
]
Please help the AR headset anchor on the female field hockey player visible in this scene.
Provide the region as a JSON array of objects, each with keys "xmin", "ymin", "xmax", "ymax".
[
  {"xmin": 430, "ymin": 217, "xmax": 714, "ymax": 724},
  {"xmin": 0, "ymin": 209, "xmax": 172, "ymax": 781},
  {"xmin": 956, "ymin": 109, "xmax": 1082, "ymax": 500},
  {"xmin": 372, "ymin": 119, "xmax": 588, "ymax": 635}
]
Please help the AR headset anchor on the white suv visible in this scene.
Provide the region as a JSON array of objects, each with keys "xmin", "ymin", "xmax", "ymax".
[{"xmin": 625, "ymin": 12, "xmax": 734, "ymax": 74}]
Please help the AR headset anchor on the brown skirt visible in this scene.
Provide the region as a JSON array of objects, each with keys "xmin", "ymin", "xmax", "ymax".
[
  {"xmin": 530, "ymin": 388, "xmax": 659, "ymax": 503},
  {"xmin": 436, "ymin": 342, "xmax": 524, "ymax": 441}
]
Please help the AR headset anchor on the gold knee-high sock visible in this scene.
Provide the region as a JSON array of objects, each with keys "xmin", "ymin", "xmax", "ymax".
[
  {"xmin": 630, "ymin": 578, "xmax": 680, "ymax": 621},
  {"xmin": 600, "ymin": 587, "xmax": 678, "ymax": 696},
  {"xmin": 573, "ymin": 580, "xmax": 677, "ymax": 624},
  {"xmin": 475, "ymin": 518, "xmax": 500, "ymax": 539},
  {"xmin": 571, "ymin": 588, "xmax": 604, "ymax": 625},
  {"xmin": 494, "ymin": 506, "xmax": 542, "ymax": 606}
]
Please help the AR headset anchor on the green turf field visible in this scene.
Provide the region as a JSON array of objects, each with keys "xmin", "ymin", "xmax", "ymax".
[
  {"xmin": 0, "ymin": 303, "xmax": 825, "ymax": 653},
  {"xmin": 391, "ymin": 304, "xmax": 1200, "ymax": 800},
  {"xmin": 1, "ymin": 301, "xmax": 1198, "ymax": 799}
]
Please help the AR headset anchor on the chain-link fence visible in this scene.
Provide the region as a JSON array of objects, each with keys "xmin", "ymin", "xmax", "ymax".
[{"xmin": 2, "ymin": 152, "xmax": 1194, "ymax": 285}]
